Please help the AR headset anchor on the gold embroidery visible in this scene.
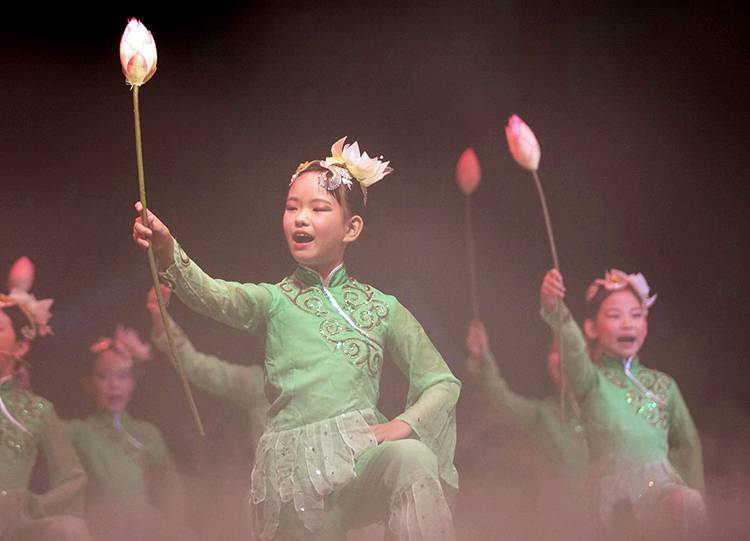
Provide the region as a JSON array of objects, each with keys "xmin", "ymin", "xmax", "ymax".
[
  {"xmin": 0, "ymin": 391, "xmax": 44, "ymax": 461},
  {"xmin": 601, "ymin": 366, "xmax": 672, "ymax": 430},
  {"xmin": 280, "ymin": 276, "xmax": 387, "ymax": 375}
]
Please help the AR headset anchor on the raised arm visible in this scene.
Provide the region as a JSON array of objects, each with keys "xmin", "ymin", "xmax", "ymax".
[
  {"xmin": 133, "ymin": 204, "xmax": 271, "ymax": 332},
  {"xmin": 539, "ymin": 269, "xmax": 597, "ymax": 399},
  {"xmin": 385, "ymin": 301, "xmax": 461, "ymax": 489},
  {"xmin": 465, "ymin": 319, "xmax": 540, "ymax": 431},
  {"xmin": 148, "ymin": 287, "xmax": 266, "ymax": 412}
]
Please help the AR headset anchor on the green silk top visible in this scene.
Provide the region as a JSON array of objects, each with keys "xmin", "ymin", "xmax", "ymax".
[
  {"xmin": 542, "ymin": 302, "xmax": 705, "ymax": 495},
  {"xmin": 0, "ymin": 377, "xmax": 86, "ymax": 518},
  {"xmin": 152, "ymin": 315, "xmax": 269, "ymax": 449},
  {"xmin": 160, "ymin": 240, "xmax": 461, "ymax": 490},
  {"xmin": 67, "ymin": 410, "xmax": 185, "ymax": 520},
  {"xmin": 466, "ymin": 354, "xmax": 589, "ymax": 478}
]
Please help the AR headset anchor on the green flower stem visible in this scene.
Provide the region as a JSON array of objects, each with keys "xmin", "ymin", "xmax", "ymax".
[
  {"xmin": 464, "ymin": 195, "xmax": 480, "ymax": 320},
  {"xmin": 530, "ymin": 169, "xmax": 566, "ymax": 425},
  {"xmin": 132, "ymin": 85, "xmax": 205, "ymax": 436}
]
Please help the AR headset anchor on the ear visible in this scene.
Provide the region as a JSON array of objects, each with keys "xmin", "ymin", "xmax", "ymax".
[
  {"xmin": 583, "ymin": 318, "xmax": 598, "ymax": 342},
  {"xmin": 13, "ymin": 340, "xmax": 30, "ymax": 359},
  {"xmin": 343, "ymin": 215, "xmax": 364, "ymax": 244}
]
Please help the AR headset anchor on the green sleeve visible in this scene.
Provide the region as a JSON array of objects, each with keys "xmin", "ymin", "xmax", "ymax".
[
  {"xmin": 152, "ymin": 314, "xmax": 265, "ymax": 410},
  {"xmin": 667, "ymin": 383, "xmax": 705, "ymax": 495},
  {"xmin": 31, "ymin": 405, "xmax": 87, "ymax": 518},
  {"xmin": 159, "ymin": 239, "xmax": 271, "ymax": 332},
  {"xmin": 540, "ymin": 302, "xmax": 597, "ymax": 400},
  {"xmin": 385, "ymin": 301, "xmax": 461, "ymax": 489},
  {"xmin": 466, "ymin": 352, "xmax": 540, "ymax": 432}
]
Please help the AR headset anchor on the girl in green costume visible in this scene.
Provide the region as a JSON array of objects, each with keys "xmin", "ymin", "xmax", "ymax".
[
  {"xmin": 540, "ymin": 268, "xmax": 706, "ymax": 539},
  {"xmin": 465, "ymin": 321, "xmax": 590, "ymax": 539},
  {"xmin": 132, "ymin": 137, "xmax": 461, "ymax": 541},
  {"xmin": 0, "ymin": 258, "xmax": 92, "ymax": 541},
  {"xmin": 68, "ymin": 327, "xmax": 193, "ymax": 541}
]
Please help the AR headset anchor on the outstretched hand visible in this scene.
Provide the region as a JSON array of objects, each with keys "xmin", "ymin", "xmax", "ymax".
[
  {"xmin": 465, "ymin": 319, "xmax": 492, "ymax": 369},
  {"xmin": 540, "ymin": 268, "xmax": 566, "ymax": 313},
  {"xmin": 132, "ymin": 202, "xmax": 174, "ymax": 271},
  {"xmin": 370, "ymin": 419, "xmax": 413, "ymax": 443}
]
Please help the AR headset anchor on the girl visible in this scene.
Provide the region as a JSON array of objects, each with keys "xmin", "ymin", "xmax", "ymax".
[
  {"xmin": 540, "ymin": 268, "xmax": 706, "ymax": 539},
  {"xmin": 464, "ymin": 320, "xmax": 589, "ymax": 539},
  {"xmin": 67, "ymin": 327, "xmax": 193, "ymax": 541},
  {"xmin": 0, "ymin": 258, "xmax": 91, "ymax": 541},
  {"xmin": 132, "ymin": 137, "xmax": 460, "ymax": 541}
]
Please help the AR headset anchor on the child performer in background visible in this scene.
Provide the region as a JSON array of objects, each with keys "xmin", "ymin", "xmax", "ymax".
[
  {"xmin": 464, "ymin": 320, "xmax": 590, "ymax": 539},
  {"xmin": 147, "ymin": 285, "xmax": 267, "ymax": 540},
  {"xmin": 132, "ymin": 137, "xmax": 460, "ymax": 541},
  {"xmin": 0, "ymin": 258, "xmax": 92, "ymax": 541},
  {"xmin": 540, "ymin": 268, "xmax": 706, "ymax": 539},
  {"xmin": 67, "ymin": 327, "xmax": 194, "ymax": 541}
]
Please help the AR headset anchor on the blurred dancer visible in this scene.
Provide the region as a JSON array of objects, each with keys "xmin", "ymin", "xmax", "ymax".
[
  {"xmin": 68, "ymin": 327, "xmax": 194, "ymax": 541},
  {"xmin": 540, "ymin": 268, "xmax": 706, "ymax": 539}
]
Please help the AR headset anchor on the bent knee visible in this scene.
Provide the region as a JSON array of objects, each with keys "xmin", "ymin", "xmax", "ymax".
[{"xmin": 378, "ymin": 439, "xmax": 438, "ymax": 478}]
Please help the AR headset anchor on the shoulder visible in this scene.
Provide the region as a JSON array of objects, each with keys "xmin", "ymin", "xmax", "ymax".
[
  {"xmin": 637, "ymin": 363, "xmax": 677, "ymax": 395},
  {"xmin": 9, "ymin": 388, "xmax": 55, "ymax": 428}
]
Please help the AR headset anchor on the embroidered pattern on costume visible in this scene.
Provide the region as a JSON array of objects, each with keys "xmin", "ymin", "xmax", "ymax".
[
  {"xmin": 601, "ymin": 366, "xmax": 672, "ymax": 430},
  {"xmin": 0, "ymin": 391, "xmax": 44, "ymax": 461},
  {"xmin": 279, "ymin": 277, "xmax": 387, "ymax": 375}
]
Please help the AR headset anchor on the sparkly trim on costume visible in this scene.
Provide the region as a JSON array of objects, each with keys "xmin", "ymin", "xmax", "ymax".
[
  {"xmin": 600, "ymin": 363, "xmax": 672, "ymax": 431},
  {"xmin": 250, "ymin": 409, "xmax": 379, "ymax": 540},
  {"xmin": 279, "ymin": 276, "xmax": 388, "ymax": 376},
  {"xmin": 388, "ymin": 477, "xmax": 456, "ymax": 541},
  {"xmin": 0, "ymin": 382, "xmax": 47, "ymax": 461}
]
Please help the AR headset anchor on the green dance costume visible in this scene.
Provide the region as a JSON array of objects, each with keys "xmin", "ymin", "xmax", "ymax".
[
  {"xmin": 466, "ymin": 353, "xmax": 590, "ymax": 538},
  {"xmin": 0, "ymin": 376, "xmax": 91, "ymax": 541},
  {"xmin": 68, "ymin": 410, "xmax": 189, "ymax": 541},
  {"xmin": 543, "ymin": 302, "xmax": 706, "ymax": 536},
  {"xmin": 161, "ymin": 240, "xmax": 460, "ymax": 541}
]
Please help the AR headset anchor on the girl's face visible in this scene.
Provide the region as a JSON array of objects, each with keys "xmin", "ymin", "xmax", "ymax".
[
  {"xmin": 0, "ymin": 309, "xmax": 29, "ymax": 378},
  {"xmin": 585, "ymin": 289, "xmax": 648, "ymax": 360},
  {"xmin": 90, "ymin": 350, "xmax": 135, "ymax": 414},
  {"xmin": 283, "ymin": 172, "xmax": 361, "ymax": 276}
]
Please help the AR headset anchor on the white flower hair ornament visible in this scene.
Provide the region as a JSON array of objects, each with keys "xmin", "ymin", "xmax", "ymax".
[
  {"xmin": 585, "ymin": 269, "xmax": 657, "ymax": 310},
  {"xmin": 90, "ymin": 326, "xmax": 153, "ymax": 365},
  {"xmin": 290, "ymin": 137, "xmax": 393, "ymax": 205},
  {"xmin": 0, "ymin": 257, "xmax": 54, "ymax": 341}
]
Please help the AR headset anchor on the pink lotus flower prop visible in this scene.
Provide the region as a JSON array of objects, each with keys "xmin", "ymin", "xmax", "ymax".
[
  {"xmin": 119, "ymin": 19, "xmax": 158, "ymax": 87},
  {"xmin": 454, "ymin": 148, "xmax": 483, "ymax": 318},
  {"xmin": 505, "ymin": 114, "xmax": 541, "ymax": 171},
  {"xmin": 455, "ymin": 148, "xmax": 481, "ymax": 196},
  {"xmin": 119, "ymin": 19, "xmax": 204, "ymax": 435},
  {"xmin": 7, "ymin": 257, "xmax": 34, "ymax": 292}
]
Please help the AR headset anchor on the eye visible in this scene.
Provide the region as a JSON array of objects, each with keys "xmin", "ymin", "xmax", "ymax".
[
  {"xmin": 313, "ymin": 206, "xmax": 331, "ymax": 212},
  {"xmin": 285, "ymin": 204, "xmax": 297, "ymax": 212}
]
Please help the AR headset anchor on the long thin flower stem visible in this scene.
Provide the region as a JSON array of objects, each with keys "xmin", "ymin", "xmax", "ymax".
[
  {"xmin": 465, "ymin": 196, "xmax": 480, "ymax": 320},
  {"xmin": 531, "ymin": 169, "xmax": 566, "ymax": 425},
  {"xmin": 132, "ymin": 85, "xmax": 205, "ymax": 436}
]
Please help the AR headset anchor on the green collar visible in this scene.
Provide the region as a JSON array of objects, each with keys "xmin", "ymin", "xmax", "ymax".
[
  {"xmin": 600, "ymin": 355, "xmax": 641, "ymax": 371},
  {"xmin": 293, "ymin": 264, "xmax": 349, "ymax": 288},
  {"xmin": 0, "ymin": 376, "xmax": 17, "ymax": 392}
]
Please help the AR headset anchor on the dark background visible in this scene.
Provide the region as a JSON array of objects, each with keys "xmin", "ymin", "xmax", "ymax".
[{"xmin": 2, "ymin": 1, "xmax": 748, "ymax": 537}]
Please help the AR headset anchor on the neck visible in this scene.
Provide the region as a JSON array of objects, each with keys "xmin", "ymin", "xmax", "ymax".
[{"xmin": 303, "ymin": 260, "xmax": 344, "ymax": 286}]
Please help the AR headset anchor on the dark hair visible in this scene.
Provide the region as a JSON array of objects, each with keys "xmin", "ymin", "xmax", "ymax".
[
  {"xmin": 584, "ymin": 285, "xmax": 641, "ymax": 320},
  {"xmin": 295, "ymin": 164, "xmax": 368, "ymax": 220},
  {"xmin": 1, "ymin": 305, "xmax": 29, "ymax": 342}
]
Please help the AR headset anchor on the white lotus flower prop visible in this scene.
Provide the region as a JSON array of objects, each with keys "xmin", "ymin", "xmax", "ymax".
[
  {"xmin": 324, "ymin": 137, "xmax": 393, "ymax": 188},
  {"xmin": 7, "ymin": 257, "xmax": 34, "ymax": 292},
  {"xmin": 119, "ymin": 19, "xmax": 158, "ymax": 87},
  {"xmin": 1, "ymin": 257, "xmax": 53, "ymax": 340}
]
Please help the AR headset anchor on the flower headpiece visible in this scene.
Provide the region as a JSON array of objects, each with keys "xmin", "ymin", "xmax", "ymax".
[
  {"xmin": 290, "ymin": 137, "xmax": 393, "ymax": 205},
  {"xmin": 90, "ymin": 326, "xmax": 153, "ymax": 366},
  {"xmin": 585, "ymin": 269, "xmax": 657, "ymax": 309},
  {"xmin": 0, "ymin": 257, "xmax": 53, "ymax": 341}
]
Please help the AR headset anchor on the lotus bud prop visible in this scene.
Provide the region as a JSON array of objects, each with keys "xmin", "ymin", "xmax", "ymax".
[
  {"xmin": 505, "ymin": 114, "xmax": 559, "ymax": 269},
  {"xmin": 7, "ymin": 257, "xmax": 35, "ymax": 292},
  {"xmin": 119, "ymin": 18, "xmax": 204, "ymax": 436},
  {"xmin": 455, "ymin": 148, "xmax": 482, "ymax": 318},
  {"xmin": 505, "ymin": 114, "xmax": 570, "ymax": 424}
]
